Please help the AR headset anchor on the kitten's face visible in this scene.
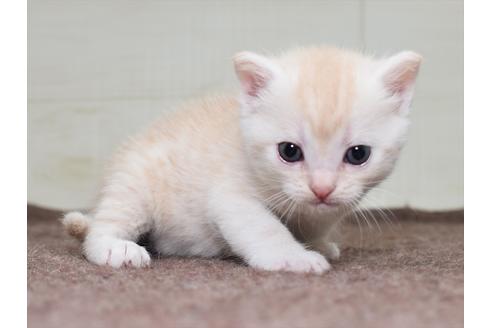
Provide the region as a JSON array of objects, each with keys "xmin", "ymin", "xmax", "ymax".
[{"xmin": 234, "ymin": 47, "xmax": 421, "ymax": 212}]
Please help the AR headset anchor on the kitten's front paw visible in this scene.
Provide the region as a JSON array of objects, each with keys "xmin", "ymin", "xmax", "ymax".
[
  {"xmin": 309, "ymin": 240, "xmax": 341, "ymax": 260},
  {"xmin": 321, "ymin": 242, "xmax": 341, "ymax": 260},
  {"xmin": 84, "ymin": 237, "xmax": 151, "ymax": 268},
  {"xmin": 248, "ymin": 248, "xmax": 330, "ymax": 274}
]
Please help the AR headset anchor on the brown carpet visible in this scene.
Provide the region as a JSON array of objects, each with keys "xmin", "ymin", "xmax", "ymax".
[{"xmin": 27, "ymin": 205, "xmax": 463, "ymax": 328}]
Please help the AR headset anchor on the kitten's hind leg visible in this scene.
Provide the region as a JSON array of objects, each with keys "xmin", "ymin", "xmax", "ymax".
[
  {"xmin": 82, "ymin": 199, "xmax": 152, "ymax": 268},
  {"xmin": 84, "ymin": 233, "xmax": 151, "ymax": 268}
]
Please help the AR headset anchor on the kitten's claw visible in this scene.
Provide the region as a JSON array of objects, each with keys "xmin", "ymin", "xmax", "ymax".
[
  {"xmin": 85, "ymin": 238, "xmax": 151, "ymax": 268},
  {"xmin": 248, "ymin": 248, "xmax": 330, "ymax": 274}
]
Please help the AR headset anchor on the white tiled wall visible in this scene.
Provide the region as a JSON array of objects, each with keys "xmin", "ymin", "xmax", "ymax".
[{"xmin": 28, "ymin": 0, "xmax": 463, "ymax": 210}]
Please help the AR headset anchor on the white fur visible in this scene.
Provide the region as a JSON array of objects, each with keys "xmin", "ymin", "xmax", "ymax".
[{"xmin": 63, "ymin": 47, "xmax": 421, "ymax": 274}]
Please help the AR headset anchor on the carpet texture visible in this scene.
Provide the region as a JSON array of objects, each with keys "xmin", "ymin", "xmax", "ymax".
[{"xmin": 27, "ymin": 205, "xmax": 463, "ymax": 328}]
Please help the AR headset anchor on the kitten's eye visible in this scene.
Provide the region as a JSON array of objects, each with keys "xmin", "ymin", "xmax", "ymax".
[
  {"xmin": 278, "ymin": 142, "xmax": 304, "ymax": 163},
  {"xmin": 344, "ymin": 145, "xmax": 371, "ymax": 165}
]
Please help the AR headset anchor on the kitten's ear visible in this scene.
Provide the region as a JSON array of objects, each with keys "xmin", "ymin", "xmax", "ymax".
[
  {"xmin": 379, "ymin": 51, "xmax": 423, "ymax": 114},
  {"xmin": 233, "ymin": 51, "xmax": 279, "ymax": 98}
]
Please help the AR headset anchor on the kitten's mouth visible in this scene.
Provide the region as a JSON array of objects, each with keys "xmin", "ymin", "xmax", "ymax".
[{"xmin": 309, "ymin": 199, "xmax": 339, "ymax": 208}]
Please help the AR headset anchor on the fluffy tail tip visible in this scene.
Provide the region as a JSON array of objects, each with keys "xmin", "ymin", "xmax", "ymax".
[{"xmin": 62, "ymin": 211, "xmax": 89, "ymax": 241}]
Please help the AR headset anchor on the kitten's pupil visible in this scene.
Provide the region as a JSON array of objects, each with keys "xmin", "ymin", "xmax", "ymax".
[
  {"xmin": 278, "ymin": 142, "xmax": 303, "ymax": 162},
  {"xmin": 351, "ymin": 146, "xmax": 365, "ymax": 161},
  {"xmin": 345, "ymin": 145, "xmax": 371, "ymax": 165},
  {"xmin": 284, "ymin": 144, "xmax": 298, "ymax": 157}
]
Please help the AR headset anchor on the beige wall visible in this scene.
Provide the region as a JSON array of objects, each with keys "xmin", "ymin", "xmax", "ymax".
[{"xmin": 28, "ymin": 0, "xmax": 463, "ymax": 210}]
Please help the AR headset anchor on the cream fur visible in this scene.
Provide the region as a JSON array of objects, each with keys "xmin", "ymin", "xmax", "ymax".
[{"xmin": 63, "ymin": 46, "xmax": 421, "ymax": 273}]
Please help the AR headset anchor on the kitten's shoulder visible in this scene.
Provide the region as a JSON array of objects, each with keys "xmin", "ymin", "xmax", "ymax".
[
  {"xmin": 149, "ymin": 95, "xmax": 239, "ymax": 137},
  {"xmin": 115, "ymin": 95, "xmax": 240, "ymax": 155},
  {"xmin": 106, "ymin": 94, "xmax": 241, "ymax": 174}
]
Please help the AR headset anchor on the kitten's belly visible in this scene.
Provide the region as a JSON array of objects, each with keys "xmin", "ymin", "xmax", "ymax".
[{"xmin": 149, "ymin": 217, "xmax": 230, "ymax": 258}]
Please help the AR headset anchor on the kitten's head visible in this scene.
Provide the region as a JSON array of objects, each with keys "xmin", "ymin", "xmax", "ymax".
[{"xmin": 233, "ymin": 47, "xmax": 421, "ymax": 212}]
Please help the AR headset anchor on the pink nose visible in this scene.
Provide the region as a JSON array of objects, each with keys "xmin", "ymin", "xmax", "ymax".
[{"xmin": 310, "ymin": 185, "xmax": 334, "ymax": 201}]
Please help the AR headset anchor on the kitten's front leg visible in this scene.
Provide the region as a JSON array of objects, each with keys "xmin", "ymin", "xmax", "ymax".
[
  {"xmin": 288, "ymin": 215, "xmax": 341, "ymax": 260},
  {"xmin": 308, "ymin": 239, "xmax": 341, "ymax": 260},
  {"xmin": 210, "ymin": 192, "xmax": 330, "ymax": 274}
]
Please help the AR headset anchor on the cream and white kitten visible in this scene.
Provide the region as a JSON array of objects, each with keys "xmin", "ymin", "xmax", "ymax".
[{"xmin": 63, "ymin": 46, "xmax": 421, "ymax": 274}]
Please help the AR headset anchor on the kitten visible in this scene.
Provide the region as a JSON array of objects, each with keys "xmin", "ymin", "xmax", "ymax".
[{"xmin": 63, "ymin": 46, "xmax": 421, "ymax": 274}]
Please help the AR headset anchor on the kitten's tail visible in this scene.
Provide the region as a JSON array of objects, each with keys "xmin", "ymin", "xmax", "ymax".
[{"xmin": 61, "ymin": 211, "xmax": 90, "ymax": 241}]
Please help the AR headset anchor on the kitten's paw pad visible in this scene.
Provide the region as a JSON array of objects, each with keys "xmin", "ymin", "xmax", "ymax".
[
  {"xmin": 85, "ymin": 239, "xmax": 151, "ymax": 268},
  {"xmin": 323, "ymin": 242, "xmax": 341, "ymax": 260},
  {"xmin": 249, "ymin": 249, "xmax": 330, "ymax": 274}
]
